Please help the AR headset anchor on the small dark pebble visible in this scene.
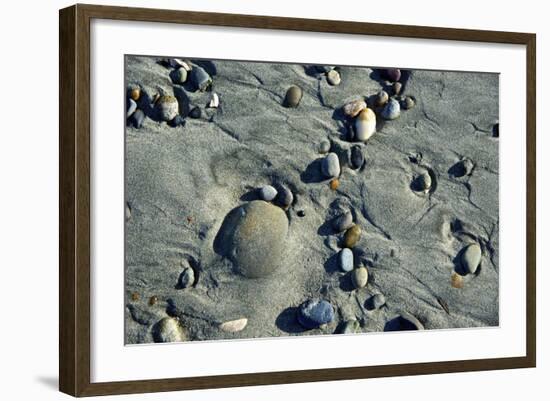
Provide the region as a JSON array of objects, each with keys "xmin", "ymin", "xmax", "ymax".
[
  {"xmin": 349, "ymin": 145, "xmax": 364, "ymax": 169},
  {"xmin": 131, "ymin": 109, "xmax": 145, "ymax": 128},
  {"xmin": 149, "ymin": 295, "xmax": 158, "ymax": 306},
  {"xmin": 297, "ymin": 210, "xmax": 306, "ymax": 217},
  {"xmin": 383, "ymin": 68, "xmax": 401, "ymax": 82},
  {"xmin": 169, "ymin": 115, "xmax": 185, "ymax": 127},
  {"xmin": 189, "ymin": 107, "xmax": 202, "ymax": 119},
  {"xmin": 492, "ymin": 123, "xmax": 499, "ymax": 138},
  {"xmin": 274, "ymin": 185, "xmax": 293, "ymax": 210}
]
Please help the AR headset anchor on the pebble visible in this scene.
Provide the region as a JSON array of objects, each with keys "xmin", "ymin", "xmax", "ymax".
[
  {"xmin": 284, "ymin": 85, "xmax": 303, "ymax": 108},
  {"xmin": 329, "ymin": 179, "xmax": 339, "ymax": 190},
  {"xmin": 381, "ymin": 98, "xmax": 401, "ymax": 120},
  {"xmin": 126, "ymin": 98, "xmax": 137, "ymax": 118},
  {"xmin": 349, "ymin": 145, "xmax": 364, "ymax": 169},
  {"xmin": 341, "ymin": 320, "xmax": 360, "ymax": 334},
  {"xmin": 274, "ymin": 185, "xmax": 293, "ymax": 210},
  {"xmin": 297, "ymin": 299, "xmax": 335, "ymax": 329},
  {"xmin": 208, "ymin": 92, "xmax": 219, "ymax": 108},
  {"xmin": 416, "ymin": 172, "xmax": 432, "ymax": 193},
  {"xmin": 459, "ymin": 158, "xmax": 475, "ymax": 176},
  {"xmin": 189, "ymin": 107, "xmax": 202, "ymax": 119},
  {"xmin": 402, "ymin": 96, "xmax": 416, "ymax": 110},
  {"xmin": 355, "ymin": 108, "xmax": 376, "ymax": 142},
  {"xmin": 319, "ymin": 139, "xmax": 331, "ymax": 154},
  {"xmin": 125, "ymin": 203, "xmax": 131, "ymax": 220},
  {"xmin": 129, "ymin": 87, "xmax": 141, "ymax": 101},
  {"xmin": 393, "ymin": 81, "xmax": 403, "ymax": 95},
  {"xmin": 398, "ymin": 312, "xmax": 424, "ymax": 330},
  {"xmin": 155, "ymin": 95, "xmax": 179, "ymax": 121},
  {"xmin": 462, "ymin": 243, "xmax": 481, "ymax": 274},
  {"xmin": 343, "ymin": 224, "xmax": 361, "ymax": 248},
  {"xmin": 374, "ymin": 90, "xmax": 389, "ymax": 107},
  {"xmin": 339, "ymin": 248, "xmax": 354, "ymax": 272},
  {"xmin": 493, "ymin": 123, "xmax": 499, "ymax": 138},
  {"xmin": 315, "ymin": 65, "xmax": 335, "ymax": 73},
  {"xmin": 321, "ymin": 152, "xmax": 341, "ymax": 178},
  {"xmin": 219, "ymin": 318, "xmax": 248, "ymax": 333},
  {"xmin": 351, "ymin": 266, "xmax": 369, "ymax": 289},
  {"xmin": 173, "ymin": 67, "xmax": 188, "ymax": 84},
  {"xmin": 169, "ymin": 115, "xmax": 185, "ymax": 127},
  {"xmin": 130, "ymin": 109, "xmax": 145, "ymax": 128},
  {"xmin": 451, "ymin": 272, "xmax": 464, "ymax": 288},
  {"xmin": 178, "ymin": 267, "xmax": 195, "ymax": 288},
  {"xmin": 153, "ymin": 317, "xmax": 186, "ymax": 343},
  {"xmin": 189, "ymin": 66, "xmax": 212, "ymax": 92},
  {"xmin": 169, "ymin": 58, "xmax": 191, "ymax": 70},
  {"xmin": 149, "ymin": 295, "xmax": 158, "ymax": 306},
  {"xmin": 259, "ymin": 185, "xmax": 278, "ymax": 201},
  {"xmin": 383, "ymin": 68, "xmax": 401, "ymax": 82},
  {"xmin": 342, "ymin": 99, "xmax": 367, "ymax": 118},
  {"xmin": 221, "ymin": 201, "xmax": 289, "ymax": 278},
  {"xmin": 332, "ymin": 211, "xmax": 353, "ymax": 232},
  {"xmin": 327, "ymin": 69, "xmax": 341, "ymax": 85},
  {"xmin": 370, "ymin": 293, "xmax": 386, "ymax": 310}
]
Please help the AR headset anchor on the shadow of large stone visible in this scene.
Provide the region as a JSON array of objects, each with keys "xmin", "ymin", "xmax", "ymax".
[{"xmin": 214, "ymin": 201, "xmax": 289, "ymax": 278}]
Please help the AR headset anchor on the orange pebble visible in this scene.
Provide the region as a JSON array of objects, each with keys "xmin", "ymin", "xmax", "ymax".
[
  {"xmin": 130, "ymin": 87, "xmax": 141, "ymax": 101},
  {"xmin": 451, "ymin": 272, "xmax": 464, "ymax": 289},
  {"xmin": 131, "ymin": 292, "xmax": 139, "ymax": 301},
  {"xmin": 329, "ymin": 179, "xmax": 339, "ymax": 190},
  {"xmin": 149, "ymin": 295, "xmax": 158, "ymax": 306}
]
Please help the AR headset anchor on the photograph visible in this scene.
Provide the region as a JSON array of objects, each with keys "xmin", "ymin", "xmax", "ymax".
[{"xmin": 124, "ymin": 55, "xmax": 499, "ymax": 344}]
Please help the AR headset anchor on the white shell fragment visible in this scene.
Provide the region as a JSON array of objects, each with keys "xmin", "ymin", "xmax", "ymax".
[
  {"xmin": 219, "ymin": 318, "xmax": 248, "ymax": 333},
  {"xmin": 170, "ymin": 58, "xmax": 191, "ymax": 71},
  {"xmin": 355, "ymin": 108, "xmax": 376, "ymax": 142},
  {"xmin": 208, "ymin": 92, "xmax": 220, "ymax": 108}
]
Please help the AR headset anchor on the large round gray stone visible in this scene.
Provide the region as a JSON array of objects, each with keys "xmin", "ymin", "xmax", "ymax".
[{"xmin": 216, "ymin": 201, "xmax": 289, "ymax": 278}]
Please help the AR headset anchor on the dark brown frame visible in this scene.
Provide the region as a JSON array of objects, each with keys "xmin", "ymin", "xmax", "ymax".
[{"xmin": 59, "ymin": 3, "xmax": 536, "ymax": 397}]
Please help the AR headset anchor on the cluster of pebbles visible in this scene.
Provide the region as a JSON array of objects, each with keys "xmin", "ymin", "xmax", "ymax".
[
  {"xmin": 126, "ymin": 58, "xmax": 219, "ymax": 130},
  {"xmin": 126, "ymin": 61, "xmax": 494, "ymax": 343}
]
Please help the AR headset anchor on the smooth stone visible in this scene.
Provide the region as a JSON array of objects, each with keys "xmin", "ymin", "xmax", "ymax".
[
  {"xmin": 381, "ymin": 98, "xmax": 401, "ymax": 120},
  {"xmin": 332, "ymin": 211, "xmax": 353, "ymax": 232},
  {"xmin": 284, "ymin": 85, "xmax": 303, "ymax": 108},
  {"xmin": 127, "ymin": 98, "xmax": 137, "ymax": 118},
  {"xmin": 462, "ymin": 243, "xmax": 481, "ymax": 274},
  {"xmin": 383, "ymin": 68, "xmax": 401, "ymax": 82},
  {"xmin": 168, "ymin": 115, "xmax": 185, "ymax": 127},
  {"xmin": 339, "ymin": 248, "xmax": 354, "ymax": 272},
  {"xmin": 402, "ymin": 96, "xmax": 416, "ymax": 110},
  {"xmin": 221, "ymin": 201, "xmax": 289, "ymax": 278},
  {"xmin": 393, "ymin": 81, "xmax": 403, "ymax": 95},
  {"xmin": 459, "ymin": 158, "xmax": 475, "ymax": 176},
  {"xmin": 129, "ymin": 87, "xmax": 141, "ymax": 101},
  {"xmin": 341, "ymin": 320, "xmax": 360, "ymax": 334},
  {"xmin": 355, "ymin": 108, "xmax": 376, "ymax": 142},
  {"xmin": 298, "ymin": 299, "xmax": 335, "ymax": 329},
  {"xmin": 319, "ymin": 139, "xmax": 331, "ymax": 154},
  {"xmin": 416, "ymin": 172, "xmax": 432, "ymax": 193},
  {"xmin": 219, "ymin": 318, "xmax": 248, "ymax": 333},
  {"xmin": 343, "ymin": 224, "xmax": 361, "ymax": 248},
  {"xmin": 189, "ymin": 107, "xmax": 202, "ymax": 119},
  {"xmin": 398, "ymin": 312, "xmax": 424, "ymax": 330},
  {"xmin": 189, "ymin": 66, "xmax": 212, "ymax": 91},
  {"xmin": 351, "ymin": 266, "xmax": 369, "ymax": 289},
  {"xmin": 274, "ymin": 185, "xmax": 293, "ymax": 210},
  {"xmin": 259, "ymin": 185, "xmax": 277, "ymax": 201},
  {"xmin": 178, "ymin": 267, "xmax": 195, "ymax": 288},
  {"xmin": 327, "ymin": 69, "xmax": 341, "ymax": 85},
  {"xmin": 349, "ymin": 145, "xmax": 364, "ymax": 169},
  {"xmin": 173, "ymin": 67, "xmax": 188, "ymax": 84},
  {"xmin": 153, "ymin": 317, "xmax": 186, "ymax": 343},
  {"xmin": 321, "ymin": 152, "xmax": 341, "ymax": 178},
  {"xmin": 342, "ymin": 99, "xmax": 367, "ymax": 118},
  {"xmin": 370, "ymin": 293, "xmax": 386, "ymax": 310},
  {"xmin": 155, "ymin": 95, "xmax": 179, "ymax": 121},
  {"xmin": 130, "ymin": 109, "xmax": 145, "ymax": 128},
  {"xmin": 374, "ymin": 90, "xmax": 389, "ymax": 107}
]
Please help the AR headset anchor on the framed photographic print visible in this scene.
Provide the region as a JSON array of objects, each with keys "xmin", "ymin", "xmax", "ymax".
[{"xmin": 59, "ymin": 4, "xmax": 536, "ymax": 397}]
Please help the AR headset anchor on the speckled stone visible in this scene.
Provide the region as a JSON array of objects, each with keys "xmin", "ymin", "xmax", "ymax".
[
  {"xmin": 321, "ymin": 152, "xmax": 341, "ymax": 178},
  {"xmin": 259, "ymin": 185, "xmax": 277, "ymax": 201},
  {"xmin": 343, "ymin": 99, "xmax": 367, "ymax": 118},
  {"xmin": 402, "ymin": 96, "xmax": 416, "ymax": 110},
  {"xmin": 339, "ymin": 248, "xmax": 354, "ymax": 272},
  {"xmin": 327, "ymin": 69, "xmax": 341, "ymax": 85},
  {"xmin": 351, "ymin": 266, "xmax": 368, "ymax": 289},
  {"xmin": 284, "ymin": 85, "xmax": 303, "ymax": 108},
  {"xmin": 153, "ymin": 317, "xmax": 186, "ymax": 343},
  {"xmin": 381, "ymin": 98, "xmax": 401, "ymax": 120},
  {"xmin": 155, "ymin": 95, "xmax": 179, "ymax": 121},
  {"xmin": 298, "ymin": 299, "xmax": 335, "ymax": 329}
]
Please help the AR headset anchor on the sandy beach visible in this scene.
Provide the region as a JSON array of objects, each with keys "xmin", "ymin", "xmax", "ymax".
[{"xmin": 124, "ymin": 55, "xmax": 499, "ymax": 344}]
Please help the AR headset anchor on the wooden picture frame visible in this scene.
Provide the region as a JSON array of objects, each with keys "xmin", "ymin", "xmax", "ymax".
[{"xmin": 59, "ymin": 3, "xmax": 536, "ymax": 397}]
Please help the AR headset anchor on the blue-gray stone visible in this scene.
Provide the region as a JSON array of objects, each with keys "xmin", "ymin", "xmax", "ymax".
[
  {"xmin": 298, "ymin": 299, "xmax": 335, "ymax": 329},
  {"xmin": 127, "ymin": 98, "xmax": 137, "ymax": 118},
  {"xmin": 381, "ymin": 98, "xmax": 401, "ymax": 120},
  {"xmin": 169, "ymin": 115, "xmax": 185, "ymax": 127},
  {"xmin": 131, "ymin": 109, "xmax": 145, "ymax": 128},
  {"xmin": 189, "ymin": 66, "xmax": 212, "ymax": 92},
  {"xmin": 321, "ymin": 152, "xmax": 340, "ymax": 178},
  {"xmin": 339, "ymin": 248, "xmax": 354, "ymax": 272}
]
